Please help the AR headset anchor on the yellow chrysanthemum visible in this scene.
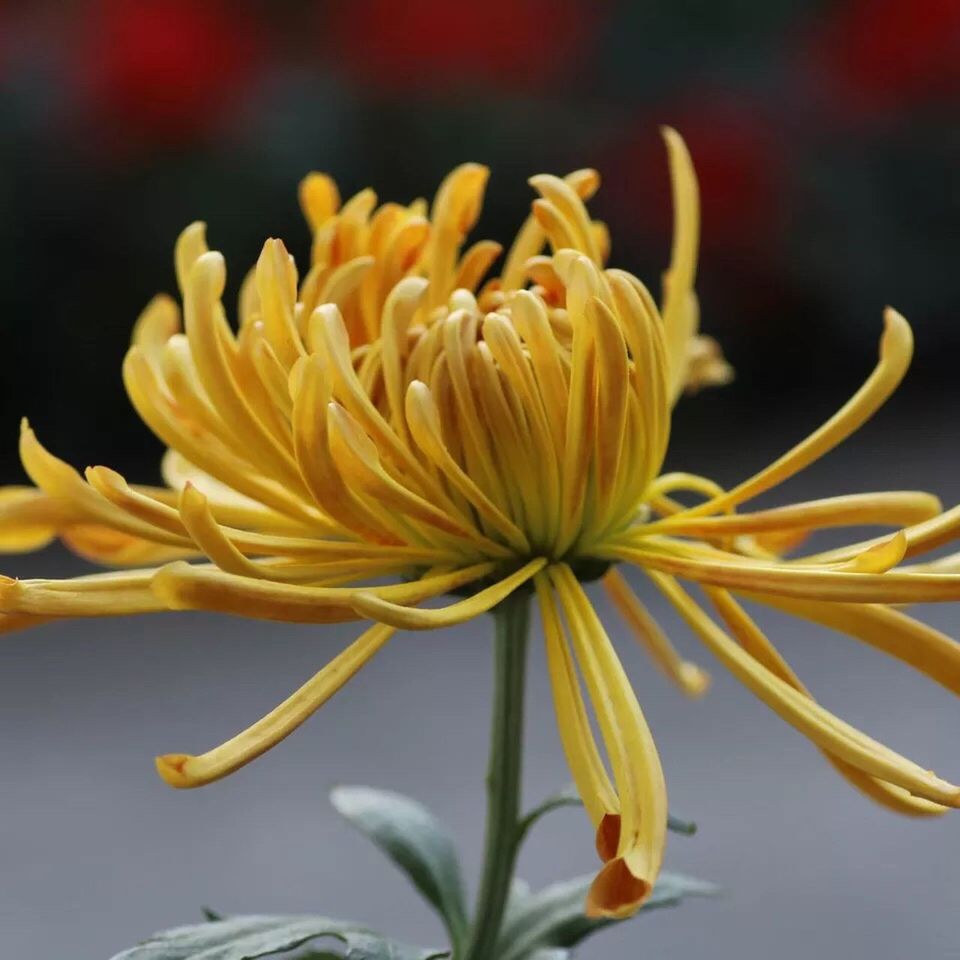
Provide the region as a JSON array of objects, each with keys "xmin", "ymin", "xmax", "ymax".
[{"xmin": 3, "ymin": 129, "xmax": 959, "ymax": 919}]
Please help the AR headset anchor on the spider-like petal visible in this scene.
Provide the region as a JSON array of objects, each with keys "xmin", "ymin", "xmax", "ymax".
[
  {"xmin": 603, "ymin": 569, "xmax": 709, "ymax": 697},
  {"xmin": 652, "ymin": 572, "xmax": 960, "ymax": 808},
  {"xmin": 351, "ymin": 559, "xmax": 546, "ymax": 630},
  {"xmin": 707, "ymin": 587, "xmax": 947, "ymax": 817},
  {"xmin": 151, "ymin": 561, "xmax": 498, "ymax": 623},
  {"xmin": 157, "ymin": 622, "xmax": 394, "ymax": 789},
  {"xmin": 550, "ymin": 565, "xmax": 667, "ymax": 918}
]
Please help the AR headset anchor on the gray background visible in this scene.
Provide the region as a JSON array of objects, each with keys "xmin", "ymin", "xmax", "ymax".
[{"xmin": 2, "ymin": 407, "xmax": 957, "ymax": 960}]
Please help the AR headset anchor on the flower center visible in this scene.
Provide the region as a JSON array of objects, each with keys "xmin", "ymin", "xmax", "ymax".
[{"xmin": 377, "ymin": 254, "xmax": 670, "ymax": 566}]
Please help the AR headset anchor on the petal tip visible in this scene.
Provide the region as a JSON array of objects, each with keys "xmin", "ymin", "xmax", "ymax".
[
  {"xmin": 155, "ymin": 753, "xmax": 198, "ymax": 789},
  {"xmin": 681, "ymin": 662, "xmax": 712, "ymax": 699},
  {"xmin": 585, "ymin": 856, "xmax": 652, "ymax": 919}
]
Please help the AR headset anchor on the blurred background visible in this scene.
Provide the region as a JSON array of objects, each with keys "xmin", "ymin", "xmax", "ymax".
[{"xmin": 1, "ymin": 1, "xmax": 959, "ymax": 957}]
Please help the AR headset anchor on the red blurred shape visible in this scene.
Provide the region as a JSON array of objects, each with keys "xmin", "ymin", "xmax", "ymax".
[
  {"xmin": 75, "ymin": 0, "xmax": 263, "ymax": 147},
  {"xmin": 326, "ymin": 0, "xmax": 596, "ymax": 93},
  {"xmin": 809, "ymin": 0, "xmax": 960, "ymax": 114},
  {"xmin": 605, "ymin": 100, "xmax": 785, "ymax": 256}
]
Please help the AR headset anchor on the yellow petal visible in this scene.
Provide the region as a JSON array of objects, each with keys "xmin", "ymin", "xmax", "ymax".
[
  {"xmin": 660, "ymin": 127, "xmax": 700, "ymax": 405},
  {"xmin": 404, "ymin": 380, "xmax": 530, "ymax": 554},
  {"xmin": 351, "ymin": 558, "xmax": 546, "ymax": 630},
  {"xmin": 151, "ymin": 561, "xmax": 497, "ymax": 623},
  {"xmin": 603, "ymin": 569, "xmax": 709, "ymax": 697},
  {"xmin": 551, "ymin": 565, "xmax": 667, "ymax": 917},
  {"xmin": 299, "ymin": 172, "xmax": 341, "ymax": 232},
  {"xmin": 647, "ymin": 491, "xmax": 942, "ymax": 539},
  {"xmin": 749, "ymin": 592, "xmax": 960, "ymax": 698},
  {"xmin": 707, "ymin": 587, "xmax": 947, "ymax": 817},
  {"xmin": 0, "ymin": 568, "xmax": 166, "ymax": 617},
  {"xmin": 157, "ymin": 623, "xmax": 393, "ymax": 788},
  {"xmin": 0, "ymin": 487, "xmax": 73, "ymax": 553},
  {"xmin": 536, "ymin": 571, "xmax": 619, "ymax": 825},
  {"xmin": 652, "ymin": 572, "xmax": 960, "ymax": 807},
  {"xmin": 614, "ymin": 539, "xmax": 960, "ymax": 603},
  {"xmin": 649, "ymin": 309, "xmax": 914, "ymax": 523}
]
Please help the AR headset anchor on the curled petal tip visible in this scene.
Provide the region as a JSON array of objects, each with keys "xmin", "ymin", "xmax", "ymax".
[
  {"xmin": 585, "ymin": 857, "xmax": 652, "ymax": 919},
  {"xmin": 150, "ymin": 562, "xmax": 194, "ymax": 609},
  {"xmin": 680, "ymin": 662, "xmax": 712, "ymax": 698},
  {"xmin": 155, "ymin": 753, "xmax": 199, "ymax": 789},
  {"xmin": 457, "ymin": 161, "xmax": 490, "ymax": 180},
  {"xmin": 84, "ymin": 464, "xmax": 122, "ymax": 488},
  {"xmin": 0, "ymin": 574, "xmax": 22, "ymax": 613},
  {"xmin": 880, "ymin": 307, "xmax": 912, "ymax": 355},
  {"xmin": 0, "ymin": 575, "xmax": 21, "ymax": 609},
  {"xmin": 179, "ymin": 482, "xmax": 204, "ymax": 508},
  {"xmin": 841, "ymin": 529, "xmax": 908, "ymax": 574},
  {"xmin": 190, "ymin": 250, "xmax": 227, "ymax": 295},
  {"xmin": 531, "ymin": 199, "xmax": 551, "ymax": 224},
  {"xmin": 595, "ymin": 813, "xmax": 621, "ymax": 862}
]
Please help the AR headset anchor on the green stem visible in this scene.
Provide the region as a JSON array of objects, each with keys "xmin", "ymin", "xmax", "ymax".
[{"xmin": 462, "ymin": 587, "xmax": 531, "ymax": 960}]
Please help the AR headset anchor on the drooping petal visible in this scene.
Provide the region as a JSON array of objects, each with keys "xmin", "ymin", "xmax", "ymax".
[
  {"xmin": 0, "ymin": 568, "xmax": 167, "ymax": 618},
  {"xmin": 551, "ymin": 565, "xmax": 667, "ymax": 918},
  {"xmin": 536, "ymin": 571, "xmax": 619, "ymax": 828},
  {"xmin": 614, "ymin": 537, "xmax": 960, "ymax": 603},
  {"xmin": 351, "ymin": 559, "xmax": 547, "ymax": 630},
  {"xmin": 156, "ymin": 623, "xmax": 394, "ymax": 788},
  {"xmin": 748, "ymin": 593, "xmax": 960, "ymax": 698},
  {"xmin": 651, "ymin": 572, "xmax": 960, "ymax": 807},
  {"xmin": 603, "ymin": 569, "xmax": 709, "ymax": 697},
  {"xmin": 151, "ymin": 561, "xmax": 497, "ymax": 623},
  {"xmin": 644, "ymin": 491, "xmax": 942, "ymax": 539},
  {"xmin": 0, "ymin": 488, "xmax": 76, "ymax": 553},
  {"xmin": 707, "ymin": 587, "xmax": 947, "ymax": 817}
]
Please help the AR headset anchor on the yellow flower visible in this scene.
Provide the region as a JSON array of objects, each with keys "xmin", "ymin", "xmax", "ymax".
[{"xmin": 3, "ymin": 129, "xmax": 960, "ymax": 919}]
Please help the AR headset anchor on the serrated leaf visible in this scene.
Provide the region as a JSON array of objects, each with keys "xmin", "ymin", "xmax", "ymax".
[
  {"xmin": 496, "ymin": 872, "xmax": 717, "ymax": 960},
  {"xmin": 330, "ymin": 786, "xmax": 467, "ymax": 949},
  {"xmin": 518, "ymin": 785, "xmax": 697, "ymax": 841},
  {"xmin": 108, "ymin": 915, "xmax": 447, "ymax": 960}
]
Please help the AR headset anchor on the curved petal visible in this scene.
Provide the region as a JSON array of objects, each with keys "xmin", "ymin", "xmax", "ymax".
[
  {"xmin": 707, "ymin": 587, "xmax": 947, "ymax": 817},
  {"xmin": 156, "ymin": 622, "xmax": 394, "ymax": 788},
  {"xmin": 551, "ymin": 565, "xmax": 667, "ymax": 918},
  {"xmin": 651, "ymin": 572, "xmax": 960, "ymax": 807},
  {"xmin": 351, "ymin": 559, "xmax": 546, "ymax": 630},
  {"xmin": 603, "ymin": 569, "xmax": 709, "ymax": 697},
  {"xmin": 536, "ymin": 571, "xmax": 619, "ymax": 827},
  {"xmin": 151, "ymin": 561, "xmax": 497, "ymax": 623}
]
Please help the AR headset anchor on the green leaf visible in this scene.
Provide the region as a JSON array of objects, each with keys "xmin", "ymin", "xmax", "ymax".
[
  {"xmin": 329, "ymin": 786, "xmax": 468, "ymax": 949},
  {"xmin": 666, "ymin": 813, "xmax": 698, "ymax": 836},
  {"xmin": 495, "ymin": 872, "xmax": 717, "ymax": 960},
  {"xmin": 518, "ymin": 785, "xmax": 698, "ymax": 841},
  {"xmin": 501, "ymin": 877, "xmax": 534, "ymax": 930},
  {"xmin": 108, "ymin": 915, "xmax": 448, "ymax": 960}
]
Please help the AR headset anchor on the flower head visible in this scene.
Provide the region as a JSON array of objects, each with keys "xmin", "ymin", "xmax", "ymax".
[{"xmin": 3, "ymin": 129, "xmax": 960, "ymax": 918}]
